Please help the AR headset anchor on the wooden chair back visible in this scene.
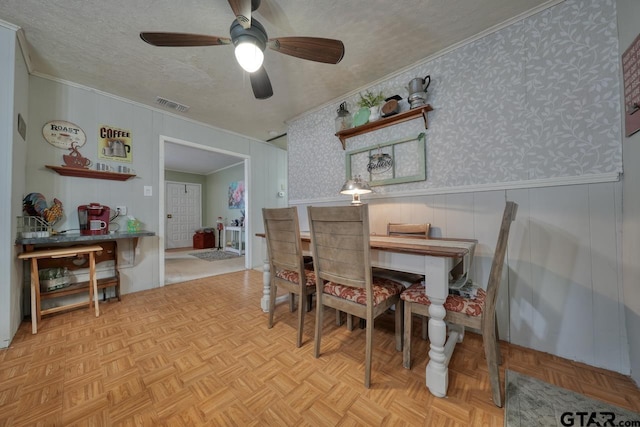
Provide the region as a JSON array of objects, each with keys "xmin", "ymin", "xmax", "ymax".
[
  {"xmin": 481, "ymin": 201, "xmax": 518, "ymax": 339},
  {"xmin": 307, "ymin": 205, "xmax": 371, "ymax": 293},
  {"xmin": 262, "ymin": 207, "xmax": 305, "ymax": 278},
  {"xmin": 387, "ymin": 223, "xmax": 430, "ymax": 238}
]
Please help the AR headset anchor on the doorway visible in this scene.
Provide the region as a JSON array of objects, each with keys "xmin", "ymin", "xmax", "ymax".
[
  {"xmin": 165, "ymin": 181, "xmax": 201, "ymax": 249},
  {"xmin": 158, "ymin": 136, "xmax": 251, "ymax": 285}
]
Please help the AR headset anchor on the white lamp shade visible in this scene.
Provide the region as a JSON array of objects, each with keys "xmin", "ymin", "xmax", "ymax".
[
  {"xmin": 340, "ymin": 178, "xmax": 372, "ymax": 195},
  {"xmin": 235, "ymin": 42, "xmax": 264, "ymax": 73},
  {"xmin": 340, "ymin": 176, "xmax": 372, "ymax": 204}
]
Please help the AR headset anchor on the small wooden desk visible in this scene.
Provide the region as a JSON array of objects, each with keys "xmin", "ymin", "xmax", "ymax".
[{"xmin": 18, "ymin": 245, "xmax": 103, "ymax": 334}]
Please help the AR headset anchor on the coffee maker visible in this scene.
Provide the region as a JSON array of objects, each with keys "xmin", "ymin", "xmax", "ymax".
[{"xmin": 78, "ymin": 203, "xmax": 111, "ymax": 235}]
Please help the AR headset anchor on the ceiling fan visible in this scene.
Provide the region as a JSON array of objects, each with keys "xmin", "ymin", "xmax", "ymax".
[{"xmin": 140, "ymin": 0, "xmax": 345, "ymax": 100}]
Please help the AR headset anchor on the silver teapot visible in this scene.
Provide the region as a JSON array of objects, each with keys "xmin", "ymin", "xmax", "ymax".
[
  {"xmin": 107, "ymin": 140, "xmax": 131, "ymax": 158},
  {"xmin": 406, "ymin": 75, "xmax": 431, "ymax": 109}
]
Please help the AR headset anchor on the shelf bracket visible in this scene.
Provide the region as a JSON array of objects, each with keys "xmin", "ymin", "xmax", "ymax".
[
  {"xmin": 421, "ymin": 109, "xmax": 429, "ymax": 128},
  {"xmin": 338, "ymin": 135, "xmax": 347, "ymax": 150}
]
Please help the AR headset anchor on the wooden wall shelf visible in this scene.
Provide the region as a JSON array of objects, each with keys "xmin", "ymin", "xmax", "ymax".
[
  {"xmin": 45, "ymin": 165, "xmax": 136, "ymax": 181},
  {"xmin": 335, "ymin": 104, "xmax": 433, "ymax": 149}
]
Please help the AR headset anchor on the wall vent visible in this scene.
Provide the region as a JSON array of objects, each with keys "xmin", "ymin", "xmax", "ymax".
[{"xmin": 155, "ymin": 96, "xmax": 190, "ymax": 113}]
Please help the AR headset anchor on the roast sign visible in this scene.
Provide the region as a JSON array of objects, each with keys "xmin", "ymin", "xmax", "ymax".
[{"xmin": 42, "ymin": 120, "xmax": 86, "ymax": 149}]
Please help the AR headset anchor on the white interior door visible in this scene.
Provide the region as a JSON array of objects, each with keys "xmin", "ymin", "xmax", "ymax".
[{"xmin": 165, "ymin": 182, "xmax": 201, "ymax": 249}]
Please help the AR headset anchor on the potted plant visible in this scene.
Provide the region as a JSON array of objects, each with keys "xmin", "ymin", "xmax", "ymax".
[{"xmin": 357, "ymin": 90, "xmax": 385, "ymax": 122}]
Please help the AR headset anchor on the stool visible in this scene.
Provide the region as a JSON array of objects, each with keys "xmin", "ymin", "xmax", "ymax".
[
  {"xmin": 193, "ymin": 231, "xmax": 215, "ymax": 249},
  {"xmin": 18, "ymin": 244, "xmax": 103, "ymax": 334}
]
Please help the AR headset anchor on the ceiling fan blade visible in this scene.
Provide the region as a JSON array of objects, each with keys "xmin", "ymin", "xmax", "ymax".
[
  {"xmin": 228, "ymin": 0, "xmax": 252, "ymax": 29},
  {"xmin": 268, "ymin": 37, "xmax": 345, "ymax": 64},
  {"xmin": 140, "ymin": 32, "xmax": 231, "ymax": 47},
  {"xmin": 255, "ymin": 0, "xmax": 294, "ymax": 34},
  {"xmin": 250, "ymin": 67, "xmax": 273, "ymax": 99}
]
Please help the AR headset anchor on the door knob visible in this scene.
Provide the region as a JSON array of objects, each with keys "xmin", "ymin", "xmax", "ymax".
[{"xmin": 167, "ymin": 214, "xmax": 172, "ymax": 218}]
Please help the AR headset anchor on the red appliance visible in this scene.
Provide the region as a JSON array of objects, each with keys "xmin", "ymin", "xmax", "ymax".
[{"xmin": 78, "ymin": 203, "xmax": 111, "ymax": 235}]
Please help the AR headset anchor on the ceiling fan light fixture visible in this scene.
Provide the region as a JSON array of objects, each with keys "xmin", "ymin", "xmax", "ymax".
[
  {"xmin": 230, "ymin": 19, "xmax": 267, "ymax": 73},
  {"xmin": 234, "ymin": 40, "xmax": 264, "ymax": 72},
  {"xmin": 140, "ymin": 5, "xmax": 343, "ymax": 100}
]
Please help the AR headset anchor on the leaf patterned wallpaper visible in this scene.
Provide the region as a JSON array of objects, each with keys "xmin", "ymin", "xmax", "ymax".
[{"xmin": 288, "ymin": 0, "xmax": 622, "ymax": 201}]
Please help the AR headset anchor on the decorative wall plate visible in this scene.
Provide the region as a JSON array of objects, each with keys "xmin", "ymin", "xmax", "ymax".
[
  {"xmin": 42, "ymin": 120, "xmax": 86, "ymax": 149},
  {"xmin": 353, "ymin": 108, "xmax": 370, "ymax": 127}
]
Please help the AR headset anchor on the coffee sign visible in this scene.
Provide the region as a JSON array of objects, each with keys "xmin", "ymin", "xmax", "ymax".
[{"xmin": 98, "ymin": 124, "xmax": 133, "ymax": 163}]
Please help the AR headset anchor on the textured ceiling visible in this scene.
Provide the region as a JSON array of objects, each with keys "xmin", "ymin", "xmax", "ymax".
[
  {"xmin": 164, "ymin": 141, "xmax": 244, "ymax": 175},
  {"xmin": 1, "ymin": 0, "xmax": 555, "ymax": 157}
]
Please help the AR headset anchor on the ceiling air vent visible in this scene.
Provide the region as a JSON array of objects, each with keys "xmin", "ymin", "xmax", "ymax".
[{"xmin": 155, "ymin": 96, "xmax": 190, "ymax": 113}]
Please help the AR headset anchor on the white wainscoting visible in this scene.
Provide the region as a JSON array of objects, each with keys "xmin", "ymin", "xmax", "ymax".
[{"xmin": 291, "ymin": 181, "xmax": 629, "ymax": 374}]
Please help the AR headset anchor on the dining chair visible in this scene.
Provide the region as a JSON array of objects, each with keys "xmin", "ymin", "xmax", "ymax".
[
  {"xmin": 387, "ymin": 222, "xmax": 431, "ymax": 238},
  {"xmin": 262, "ymin": 207, "xmax": 316, "ymax": 348},
  {"xmin": 372, "ymin": 222, "xmax": 431, "ymax": 333},
  {"xmin": 373, "ymin": 222, "xmax": 431, "ymax": 286},
  {"xmin": 399, "ymin": 201, "xmax": 517, "ymax": 407},
  {"xmin": 307, "ymin": 204, "xmax": 404, "ymax": 388}
]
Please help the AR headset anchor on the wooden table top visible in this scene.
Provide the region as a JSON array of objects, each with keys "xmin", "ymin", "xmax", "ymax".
[
  {"xmin": 256, "ymin": 232, "xmax": 476, "ymax": 258},
  {"xmin": 17, "ymin": 244, "xmax": 105, "ymax": 259}
]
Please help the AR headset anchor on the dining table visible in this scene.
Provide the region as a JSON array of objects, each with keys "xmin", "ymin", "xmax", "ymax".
[{"xmin": 257, "ymin": 231, "xmax": 477, "ymax": 399}]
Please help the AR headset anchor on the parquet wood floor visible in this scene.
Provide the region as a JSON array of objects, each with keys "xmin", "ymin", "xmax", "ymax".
[{"xmin": 1, "ymin": 270, "xmax": 638, "ymax": 426}]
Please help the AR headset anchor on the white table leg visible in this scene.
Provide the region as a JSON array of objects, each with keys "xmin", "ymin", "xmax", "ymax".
[
  {"xmin": 424, "ymin": 256, "xmax": 452, "ymax": 397},
  {"xmin": 261, "ymin": 258, "xmax": 271, "ymax": 312},
  {"xmin": 260, "ymin": 254, "xmax": 289, "ymax": 312}
]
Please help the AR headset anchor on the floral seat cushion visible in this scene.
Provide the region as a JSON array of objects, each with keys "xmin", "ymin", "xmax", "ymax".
[
  {"xmin": 323, "ymin": 277, "xmax": 404, "ymax": 305},
  {"xmin": 400, "ymin": 282, "xmax": 486, "ymax": 317},
  {"xmin": 275, "ymin": 269, "xmax": 316, "ymax": 287}
]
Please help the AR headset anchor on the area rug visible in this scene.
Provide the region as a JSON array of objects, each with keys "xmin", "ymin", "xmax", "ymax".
[
  {"xmin": 188, "ymin": 250, "xmax": 240, "ymax": 262},
  {"xmin": 505, "ymin": 370, "xmax": 640, "ymax": 427}
]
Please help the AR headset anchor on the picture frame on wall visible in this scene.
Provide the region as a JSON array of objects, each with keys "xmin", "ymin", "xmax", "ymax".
[
  {"xmin": 345, "ymin": 133, "xmax": 426, "ymax": 187},
  {"xmin": 98, "ymin": 124, "xmax": 133, "ymax": 162},
  {"xmin": 622, "ymin": 33, "xmax": 640, "ymax": 137},
  {"xmin": 228, "ymin": 181, "xmax": 245, "ymax": 209}
]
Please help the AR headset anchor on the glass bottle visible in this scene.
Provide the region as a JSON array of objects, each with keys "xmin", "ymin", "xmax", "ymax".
[{"xmin": 335, "ymin": 102, "xmax": 352, "ymax": 133}]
